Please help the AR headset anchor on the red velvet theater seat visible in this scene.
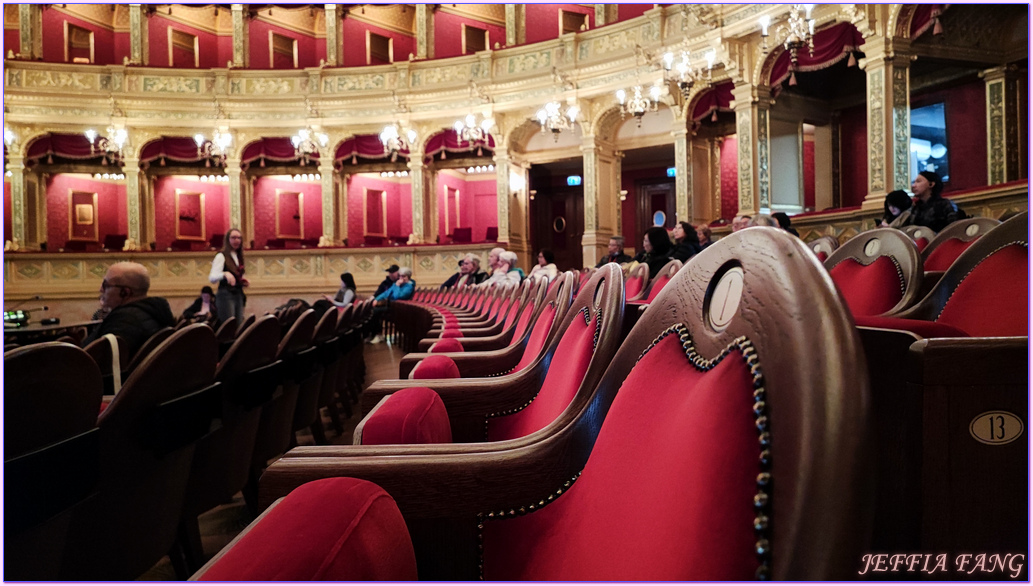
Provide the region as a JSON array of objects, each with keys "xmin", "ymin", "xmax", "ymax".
[
  {"xmin": 624, "ymin": 262, "xmax": 648, "ymax": 300},
  {"xmin": 902, "ymin": 224, "xmax": 935, "ymax": 252},
  {"xmin": 409, "ymin": 355, "xmax": 461, "ymax": 379},
  {"xmin": 808, "ymin": 235, "xmax": 839, "ymax": 263},
  {"xmin": 627, "ymin": 259, "xmax": 682, "ymax": 306},
  {"xmin": 824, "ymin": 228, "xmax": 923, "ymax": 317},
  {"xmin": 355, "ymin": 387, "xmax": 452, "ymax": 445},
  {"xmin": 920, "ymin": 217, "xmax": 1001, "ymax": 271},
  {"xmin": 193, "ymin": 478, "xmax": 417, "ymax": 581},
  {"xmin": 428, "ymin": 338, "xmax": 464, "ymax": 353},
  {"xmin": 257, "ymin": 229, "xmax": 871, "ymax": 580}
]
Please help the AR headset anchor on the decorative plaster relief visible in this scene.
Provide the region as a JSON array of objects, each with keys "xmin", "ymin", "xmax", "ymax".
[
  {"xmin": 141, "ymin": 76, "xmax": 203, "ymax": 94},
  {"xmin": 867, "ymin": 68, "xmax": 885, "ymax": 192}
]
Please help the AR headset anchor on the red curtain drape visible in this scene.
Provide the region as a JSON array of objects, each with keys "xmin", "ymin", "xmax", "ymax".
[
  {"xmin": 241, "ymin": 137, "xmax": 311, "ymax": 164},
  {"xmin": 911, "ymin": 4, "xmax": 948, "ymax": 39},
  {"xmin": 423, "ymin": 130, "xmax": 495, "ymax": 162},
  {"xmin": 26, "ymin": 133, "xmax": 98, "ymax": 162},
  {"xmin": 139, "ymin": 136, "xmax": 206, "ymax": 164},
  {"xmin": 769, "ymin": 22, "xmax": 864, "ymax": 87},
  {"xmin": 691, "ymin": 81, "xmax": 735, "ymax": 122},
  {"xmin": 335, "ymin": 134, "xmax": 396, "ymax": 162}
]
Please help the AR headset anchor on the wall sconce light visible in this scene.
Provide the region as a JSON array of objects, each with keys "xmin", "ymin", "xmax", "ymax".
[
  {"xmin": 619, "ymin": 189, "xmax": 628, "ymax": 202},
  {"xmin": 529, "ymin": 189, "xmax": 537, "ymax": 201}
]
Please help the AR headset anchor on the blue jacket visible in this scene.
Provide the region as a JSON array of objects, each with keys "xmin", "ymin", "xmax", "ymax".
[{"xmin": 375, "ymin": 280, "xmax": 415, "ymax": 302}]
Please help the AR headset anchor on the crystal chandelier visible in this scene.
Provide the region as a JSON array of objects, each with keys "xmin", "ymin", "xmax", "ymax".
[
  {"xmin": 759, "ymin": 4, "xmax": 816, "ymax": 86},
  {"xmin": 661, "ymin": 49, "xmax": 716, "ymax": 100},
  {"xmin": 453, "ymin": 114, "xmax": 494, "ymax": 146},
  {"xmin": 193, "ymin": 130, "xmax": 232, "ymax": 166},
  {"xmin": 291, "ymin": 127, "xmax": 329, "ymax": 164},
  {"xmin": 84, "ymin": 126, "xmax": 128, "ymax": 160},
  {"xmin": 379, "ymin": 124, "xmax": 418, "ymax": 162},
  {"xmin": 535, "ymin": 101, "xmax": 580, "ymax": 141},
  {"xmin": 616, "ymin": 85, "xmax": 662, "ymax": 125}
]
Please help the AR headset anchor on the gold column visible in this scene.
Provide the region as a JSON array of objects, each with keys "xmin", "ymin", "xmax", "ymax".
[
  {"xmin": 8, "ymin": 154, "xmax": 26, "ymax": 247},
  {"xmin": 416, "ymin": 5, "xmax": 435, "ymax": 60},
  {"xmin": 225, "ymin": 159, "xmax": 243, "ymax": 229},
  {"xmin": 339, "ymin": 173, "xmax": 350, "ymax": 246},
  {"xmin": 231, "ymin": 4, "xmax": 249, "ymax": 68},
  {"xmin": 505, "ymin": 5, "xmax": 525, "ymax": 47},
  {"xmin": 18, "ymin": 4, "xmax": 41, "ymax": 60},
  {"xmin": 859, "ymin": 37, "xmax": 913, "ymax": 208},
  {"xmin": 672, "ymin": 124, "xmax": 692, "ymax": 222},
  {"xmin": 580, "ymin": 134, "xmax": 620, "ymax": 268},
  {"xmin": 324, "ymin": 4, "xmax": 343, "ymax": 66},
  {"xmin": 492, "ymin": 144, "xmax": 511, "ymax": 245},
  {"xmin": 732, "ymin": 81, "xmax": 772, "ymax": 214},
  {"xmin": 595, "ymin": 5, "xmax": 618, "ymax": 27},
  {"xmin": 123, "ymin": 157, "xmax": 143, "ymax": 245},
  {"xmin": 128, "ymin": 4, "xmax": 147, "ymax": 65},
  {"xmin": 982, "ymin": 65, "xmax": 1022, "ymax": 185},
  {"xmin": 408, "ymin": 146, "xmax": 426, "ymax": 243},
  {"xmin": 318, "ymin": 159, "xmax": 337, "ymax": 243}
]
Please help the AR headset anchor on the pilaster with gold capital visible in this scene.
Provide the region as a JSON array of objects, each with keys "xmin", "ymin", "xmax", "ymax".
[
  {"xmin": 8, "ymin": 155, "xmax": 27, "ymax": 246},
  {"xmin": 318, "ymin": 159, "xmax": 337, "ymax": 244},
  {"xmin": 732, "ymin": 82, "xmax": 773, "ymax": 215},
  {"xmin": 580, "ymin": 134, "xmax": 620, "ymax": 268},
  {"xmin": 407, "ymin": 149, "xmax": 426, "ymax": 243},
  {"xmin": 123, "ymin": 158, "xmax": 143, "ymax": 244},
  {"xmin": 324, "ymin": 5, "xmax": 343, "ymax": 66},
  {"xmin": 595, "ymin": 5, "xmax": 618, "ymax": 27},
  {"xmin": 416, "ymin": 5, "xmax": 435, "ymax": 60},
  {"xmin": 18, "ymin": 4, "xmax": 42, "ymax": 60},
  {"xmin": 128, "ymin": 4, "xmax": 148, "ymax": 65},
  {"xmin": 859, "ymin": 37, "xmax": 914, "ymax": 208},
  {"xmin": 982, "ymin": 65, "xmax": 1021, "ymax": 185},
  {"xmin": 231, "ymin": 5, "xmax": 249, "ymax": 68},
  {"xmin": 492, "ymin": 146, "xmax": 512, "ymax": 245},
  {"xmin": 672, "ymin": 123, "xmax": 692, "ymax": 223},
  {"xmin": 505, "ymin": 5, "xmax": 525, "ymax": 47}
]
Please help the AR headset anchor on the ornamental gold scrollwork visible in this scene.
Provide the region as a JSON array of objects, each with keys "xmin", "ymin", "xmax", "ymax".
[
  {"xmin": 867, "ymin": 68, "xmax": 885, "ymax": 192},
  {"xmin": 737, "ymin": 111, "xmax": 754, "ymax": 210}
]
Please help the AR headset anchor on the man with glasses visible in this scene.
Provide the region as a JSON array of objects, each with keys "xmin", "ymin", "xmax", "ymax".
[{"xmin": 81, "ymin": 261, "xmax": 176, "ymax": 358}]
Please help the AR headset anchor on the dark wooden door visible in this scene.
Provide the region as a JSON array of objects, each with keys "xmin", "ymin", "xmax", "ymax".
[
  {"xmin": 635, "ymin": 179, "xmax": 676, "ymax": 247},
  {"xmin": 532, "ymin": 188, "xmax": 584, "ymax": 271}
]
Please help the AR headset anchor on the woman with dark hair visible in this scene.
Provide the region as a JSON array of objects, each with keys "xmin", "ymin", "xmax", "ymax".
[
  {"xmin": 634, "ymin": 226, "xmax": 674, "ymax": 278},
  {"xmin": 324, "ymin": 272, "xmax": 358, "ymax": 307},
  {"xmin": 669, "ymin": 221, "xmax": 702, "ymax": 263},
  {"xmin": 182, "ymin": 285, "xmax": 218, "ymax": 323},
  {"xmin": 209, "ymin": 227, "xmax": 249, "ymax": 323},
  {"xmin": 770, "ymin": 212, "xmax": 800, "ymax": 237},
  {"xmin": 880, "ymin": 190, "xmax": 914, "ymax": 228},
  {"xmin": 528, "ymin": 249, "xmax": 559, "ymax": 283},
  {"xmin": 906, "ymin": 171, "xmax": 962, "ymax": 232}
]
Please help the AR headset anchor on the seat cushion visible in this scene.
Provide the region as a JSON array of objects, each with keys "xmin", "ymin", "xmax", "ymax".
[
  {"xmin": 483, "ymin": 332, "xmax": 759, "ymax": 580},
  {"xmin": 410, "ymin": 355, "xmax": 461, "ymax": 379},
  {"xmin": 429, "ymin": 338, "xmax": 464, "ymax": 353},
  {"xmin": 625, "ymin": 276, "xmax": 644, "ymax": 300},
  {"xmin": 645, "ymin": 275, "xmax": 672, "ymax": 303},
  {"xmin": 828, "ymin": 256, "xmax": 904, "ymax": 317},
  {"xmin": 440, "ymin": 328, "xmax": 463, "ymax": 338},
  {"xmin": 361, "ymin": 387, "xmax": 452, "ymax": 445},
  {"xmin": 197, "ymin": 477, "xmax": 417, "ymax": 581}
]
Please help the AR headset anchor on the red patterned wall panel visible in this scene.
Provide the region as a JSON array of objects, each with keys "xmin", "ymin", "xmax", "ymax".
[
  {"xmin": 838, "ymin": 103, "xmax": 868, "ymax": 208},
  {"xmin": 153, "ymin": 176, "xmax": 228, "ymax": 249},
  {"xmin": 433, "ymin": 11, "xmax": 506, "ymax": 58},
  {"xmin": 4, "ymin": 180, "xmax": 11, "ymax": 243},
  {"xmin": 4, "ymin": 29, "xmax": 19, "ymax": 57},
  {"xmin": 45, "ymin": 174, "xmax": 126, "ymax": 249},
  {"xmin": 248, "ymin": 19, "xmax": 319, "ymax": 69},
  {"xmin": 148, "ymin": 14, "xmax": 221, "ymax": 68},
  {"xmin": 803, "ymin": 138, "xmax": 816, "ymax": 210},
  {"xmin": 524, "ymin": 4, "xmax": 594, "ymax": 45},
  {"xmin": 341, "ymin": 18, "xmax": 415, "ymax": 66},
  {"xmin": 42, "ymin": 10, "xmax": 116, "ymax": 64},
  {"xmin": 252, "ymin": 176, "xmax": 322, "ymax": 246}
]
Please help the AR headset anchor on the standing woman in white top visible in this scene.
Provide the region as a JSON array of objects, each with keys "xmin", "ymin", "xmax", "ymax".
[{"xmin": 209, "ymin": 228, "xmax": 249, "ymax": 323}]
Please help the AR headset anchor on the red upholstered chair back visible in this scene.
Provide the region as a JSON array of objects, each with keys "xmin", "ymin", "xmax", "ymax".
[
  {"xmin": 508, "ymin": 272, "xmax": 576, "ymax": 373},
  {"xmin": 824, "ymin": 228, "xmax": 923, "ymax": 317},
  {"xmin": 4, "ymin": 342, "xmax": 102, "ymax": 458},
  {"xmin": 902, "ymin": 225, "xmax": 936, "ymax": 252},
  {"xmin": 357, "ymin": 387, "xmax": 452, "ymax": 446},
  {"xmin": 641, "ymin": 259, "xmax": 682, "ymax": 304},
  {"xmin": 236, "ymin": 314, "xmax": 256, "ymax": 336},
  {"xmin": 126, "ymin": 327, "xmax": 175, "ymax": 374},
  {"xmin": 808, "ymin": 235, "xmax": 840, "ymax": 262},
  {"xmin": 84, "ymin": 334, "xmax": 130, "ymax": 375},
  {"xmin": 576, "ymin": 268, "xmax": 594, "ymax": 293},
  {"xmin": 312, "ymin": 306, "xmax": 339, "ymax": 344},
  {"xmin": 63, "ymin": 324, "xmax": 219, "ymax": 579},
  {"xmin": 486, "ymin": 264, "xmax": 624, "ymax": 442},
  {"xmin": 895, "ymin": 211, "xmax": 1028, "ymax": 337},
  {"xmin": 921, "ymin": 217, "xmax": 1002, "ymax": 271},
  {"xmin": 215, "ymin": 317, "xmax": 238, "ymax": 344},
  {"xmin": 624, "ymin": 262, "xmax": 649, "ymax": 301},
  {"xmin": 276, "ymin": 309, "xmax": 317, "ymax": 359},
  {"xmin": 335, "ymin": 305, "xmax": 356, "ymax": 335},
  {"xmin": 481, "ymin": 227, "xmax": 871, "ymax": 580},
  {"xmin": 452, "ymin": 227, "xmax": 473, "ymax": 243}
]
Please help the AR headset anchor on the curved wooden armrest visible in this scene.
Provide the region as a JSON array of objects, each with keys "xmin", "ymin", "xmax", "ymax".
[
  {"xmin": 398, "ymin": 340, "xmax": 524, "ymax": 379},
  {"xmin": 362, "ymin": 362, "xmax": 546, "ymax": 423},
  {"xmin": 258, "ymin": 426, "xmax": 584, "ymax": 517}
]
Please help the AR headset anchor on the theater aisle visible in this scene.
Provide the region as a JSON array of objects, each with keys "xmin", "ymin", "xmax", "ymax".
[{"xmin": 136, "ymin": 340, "xmax": 404, "ymax": 580}]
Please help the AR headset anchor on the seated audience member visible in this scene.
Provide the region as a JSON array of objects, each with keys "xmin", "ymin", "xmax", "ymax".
[
  {"xmin": 596, "ymin": 236, "xmax": 633, "ymax": 267},
  {"xmin": 731, "ymin": 214, "xmax": 752, "ymax": 232},
  {"xmin": 504, "ymin": 251, "xmax": 526, "ymax": 280},
  {"xmin": 375, "ymin": 267, "xmax": 415, "ymax": 304},
  {"xmin": 771, "ymin": 212, "xmax": 801, "ymax": 237},
  {"xmin": 182, "ymin": 286, "xmax": 218, "ymax": 323},
  {"xmin": 375, "ymin": 265, "xmax": 400, "ymax": 297},
  {"xmin": 750, "ymin": 214, "xmax": 779, "ymax": 227},
  {"xmin": 880, "ymin": 190, "xmax": 914, "ymax": 228},
  {"xmin": 479, "ymin": 251, "xmax": 522, "ymax": 288},
  {"xmin": 528, "ymin": 249, "xmax": 559, "ymax": 283},
  {"xmin": 696, "ymin": 224, "xmax": 714, "ymax": 249},
  {"xmin": 441, "ymin": 254, "xmax": 487, "ymax": 289},
  {"xmin": 633, "ymin": 226, "xmax": 674, "ymax": 278},
  {"xmin": 81, "ymin": 261, "xmax": 176, "ymax": 358},
  {"xmin": 669, "ymin": 221, "xmax": 702, "ymax": 263},
  {"xmin": 486, "ymin": 247, "xmax": 506, "ymax": 275},
  {"xmin": 906, "ymin": 171, "xmax": 963, "ymax": 232},
  {"xmin": 325, "ymin": 272, "xmax": 358, "ymax": 307}
]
